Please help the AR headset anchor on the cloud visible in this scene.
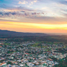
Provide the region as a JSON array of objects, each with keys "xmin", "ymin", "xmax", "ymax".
[
  {"xmin": 0, "ymin": 0, "xmax": 67, "ymax": 24},
  {"xmin": 60, "ymin": 0, "xmax": 67, "ymax": 5},
  {"xmin": 0, "ymin": 12, "xmax": 3, "ymax": 15},
  {"xmin": 0, "ymin": 11, "xmax": 43, "ymax": 18},
  {"xmin": 0, "ymin": 6, "xmax": 34, "ymax": 13},
  {"xmin": 30, "ymin": 0, "xmax": 37, "ymax": 4},
  {"xmin": 18, "ymin": 0, "xmax": 37, "ymax": 6},
  {"xmin": 18, "ymin": 1, "xmax": 28, "ymax": 4},
  {"xmin": 34, "ymin": 0, "xmax": 37, "ymax": 2},
  {"xmin": 0, "ymin": 10, "xmax": 67, "ymax": 24}
]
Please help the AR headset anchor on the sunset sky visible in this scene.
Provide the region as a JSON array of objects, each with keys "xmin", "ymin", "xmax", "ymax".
[{"xmin": 0, "ymin": 0, "xmax": 67, "ymax": 34}]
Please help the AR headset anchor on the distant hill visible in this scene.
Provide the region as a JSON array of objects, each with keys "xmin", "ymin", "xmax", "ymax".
[{"xmin": 0, "ymin": 30, "xmax": 47, "ymax": 37}]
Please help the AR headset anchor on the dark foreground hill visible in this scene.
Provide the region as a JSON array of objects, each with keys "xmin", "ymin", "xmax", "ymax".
[
  {"xmin": 0, "ymin": 30, "xmax": 47, "ymax": 37},
  {"xmin": 0, "ymin": 30, "xmax": 67, "ymax": 44}
]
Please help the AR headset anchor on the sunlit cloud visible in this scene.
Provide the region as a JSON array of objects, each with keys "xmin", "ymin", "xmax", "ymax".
[
  {"xmin": 18, "ymin": 1, "xmax": 28, "ymax": 4},
  {"xmin": 0, "ymin": 21, "xmax": 67, "ymax": 30},
  {"xmin": 0, "ymin": 0, "xmax": 67, "ymax": 33},
  {"xmin": 0, "ymin": 21, "xmax": 67, "ymax": 34}
]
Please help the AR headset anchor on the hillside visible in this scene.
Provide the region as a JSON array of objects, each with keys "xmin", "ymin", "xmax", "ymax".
[{"xmin": 0, "ymin": 30, "xmax": 47, "ymax": 37}]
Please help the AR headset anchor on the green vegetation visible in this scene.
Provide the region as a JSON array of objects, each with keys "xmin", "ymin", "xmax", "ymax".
[
  {"xmin": 7, "ymin": 61, "xmax": 13, "ymax": 65},
  {"xmin": 4, "ymin": 42, "xmax": 11, "ymax": 45},
  {"xmin": 31, "ymin": 43, "xmax": 44, "ymax": 48},
  {"xmin": 25, "ymin": 63, "xmax": 29, "ymax": 67},
  {"xmin": 53, "ymin": 56, "xmax": 67, "ymax": 67}
]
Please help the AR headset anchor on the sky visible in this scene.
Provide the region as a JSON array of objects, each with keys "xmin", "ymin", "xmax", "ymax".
[{"xmin": 0, "ymin": 0, "xmax": 67, "ymax": 34}]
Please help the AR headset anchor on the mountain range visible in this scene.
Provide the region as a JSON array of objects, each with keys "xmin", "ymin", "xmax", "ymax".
[{"xmin": 0, "ymin": 30, "xmax": 47, "ymax": 37}]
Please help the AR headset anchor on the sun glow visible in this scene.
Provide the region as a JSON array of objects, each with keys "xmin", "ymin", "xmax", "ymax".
[{"xmin": 0, "ymin": 21, "xmax": 67, "ymax": 30}]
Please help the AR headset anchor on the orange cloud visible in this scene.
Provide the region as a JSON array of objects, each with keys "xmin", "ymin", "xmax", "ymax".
[{"xmin": 0, "ymin": 21, "xmax": 67, "ymax": 34}]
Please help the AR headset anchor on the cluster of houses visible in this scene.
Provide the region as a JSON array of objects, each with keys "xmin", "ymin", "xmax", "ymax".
[{"xmin": 0, "ymin": 41, "xmax": 67, "ymax": 67}]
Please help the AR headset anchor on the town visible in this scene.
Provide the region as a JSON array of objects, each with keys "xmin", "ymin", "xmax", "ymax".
[{"xmin": 0, "ymin": 38, "xmax": 67, "ymax": 67}]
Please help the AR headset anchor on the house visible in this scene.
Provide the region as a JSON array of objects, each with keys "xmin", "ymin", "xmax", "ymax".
[{"xmin": 0, "ymin": 62, "xmax": 7, "ymax": 67}]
